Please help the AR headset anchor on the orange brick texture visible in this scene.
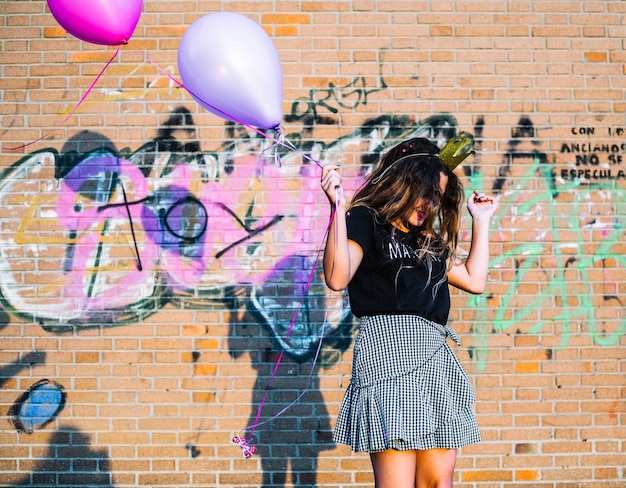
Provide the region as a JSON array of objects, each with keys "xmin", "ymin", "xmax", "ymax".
[{"xmin": 1, "ymin": 1, "xmax": 626, "ymax": 487}]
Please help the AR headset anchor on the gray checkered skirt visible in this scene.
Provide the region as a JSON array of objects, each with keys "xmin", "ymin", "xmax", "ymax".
[{"xmin": 333, "ymin": 314, "xmax": 481, "ymax": 452}]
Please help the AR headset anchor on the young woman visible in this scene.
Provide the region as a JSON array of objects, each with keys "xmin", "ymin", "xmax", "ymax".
[{"xmin": 320, "ymin": 137, "xmax": 497, "ymax": 488}]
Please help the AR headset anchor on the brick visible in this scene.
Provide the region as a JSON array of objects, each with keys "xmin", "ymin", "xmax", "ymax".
[{"xmin": 463, "ymin": 470, "xmax": 514, "ymax": 482}]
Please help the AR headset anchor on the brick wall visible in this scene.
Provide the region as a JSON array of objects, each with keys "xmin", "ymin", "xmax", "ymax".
[{"xmin": 1, "ymin": 1, "xmax": 625, "ymax": 486}]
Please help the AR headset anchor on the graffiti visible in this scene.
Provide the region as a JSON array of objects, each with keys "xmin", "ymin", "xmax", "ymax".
[
  {"xmin": 9, "ymin": 379, "xmax": 66, "ymax": 434},
  {"xmin": 0, "ymin": 137, "xmax": 307, "ymax": 324},
  {"xmin": 560, "ymin": 167, "xmax": 626, "ymax": 180},
  {"xmin": 285, "ymin": 65, "xmax": 387, "ymax": 123},
  {"xmin": 467, "ymin": 116, "xmax": 626, "ymax": 370},
  {"xmin": 558, "ymin": 126, "xmax": 626, "ymax": 180},
  {"xmin": 1, "ymin": 108, "xmax": 625, "ymax": 366},
  {"xmin": 100, "ymin": 62, "xmax": 184, "ymax": 105},
  {"xmin": 0, "ymin": 104, "xmax": 465, "ymax": 355}
]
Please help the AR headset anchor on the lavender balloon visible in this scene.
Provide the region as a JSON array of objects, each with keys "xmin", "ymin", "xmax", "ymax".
[
  {"xmin": 47, "ymin": 0, "xmax": 143, "ymax": 46},
  {"xmin": 177, "ymin": 12, "xmax": 283, "ymax": 130}
]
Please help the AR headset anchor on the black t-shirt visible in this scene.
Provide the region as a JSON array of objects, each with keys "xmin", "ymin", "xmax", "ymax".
[{"xmin": 346, "ymin": 205, "xmax": 451, "ymax": 324}]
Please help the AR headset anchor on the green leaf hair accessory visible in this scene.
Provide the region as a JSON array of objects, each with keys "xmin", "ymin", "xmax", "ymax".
[{"xmin": 439, "ymin": 132, "xmax": 476, "ymax": 170}]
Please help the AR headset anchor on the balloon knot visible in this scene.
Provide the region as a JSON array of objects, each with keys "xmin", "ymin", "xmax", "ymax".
[
  {"xmin": 258, "ymin": 126, "xmax": 286, "ymax": 168},
  {"xmin": 231, "ymin": 435, "xmax": 256, "ymax": 459},
  {"xmin": 273, "ymin": 125, "xmax": 285, "ymax": 141}
]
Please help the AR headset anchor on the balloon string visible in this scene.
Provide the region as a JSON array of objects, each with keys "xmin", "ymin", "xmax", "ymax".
[
  {"xmin": 241, "ymin": 307, "xmax": 329, "ymax": 436},
  {"xmin": 9, "ymin": 48, "xmax": 323, "ymax": 174},
  {"xmin": 232, "ymin": 202, "xmax": 338, "ymax": 458},
  {"xmin": 6, "ymin": 46, "xmax": 121, "ymax": 151}
]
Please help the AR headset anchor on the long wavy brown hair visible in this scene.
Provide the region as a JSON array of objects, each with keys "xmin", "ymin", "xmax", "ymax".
[{"xmin": 350, "ymin": 137, "xmax": 465, "ymax": 263}]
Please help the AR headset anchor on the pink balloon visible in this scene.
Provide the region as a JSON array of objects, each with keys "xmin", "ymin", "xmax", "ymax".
[
  {"xmin": 177, "ymin": 12, "xmax": 283, "ymax": 130},
  {"xmin": 47, "ymin": 0, "xmax": 143, "ymax": 46}
]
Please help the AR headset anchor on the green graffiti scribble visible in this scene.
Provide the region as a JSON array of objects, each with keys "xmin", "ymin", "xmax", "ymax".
[{"xmin": 470, "ymin": 152, "xmax": 626, "ymax": 371}]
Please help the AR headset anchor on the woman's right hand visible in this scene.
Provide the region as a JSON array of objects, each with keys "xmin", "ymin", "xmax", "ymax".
[{"xmin": 320, "ymin": 165, "xmax": 344, "ymax": 206}]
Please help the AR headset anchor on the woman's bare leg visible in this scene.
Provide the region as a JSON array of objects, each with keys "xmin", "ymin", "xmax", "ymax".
[
  {"xmin": 370, "ymin": 449, "xmax": 417, "ymax": 488},
  {"xmin": 370, "ymin": 448, "xmax": 457, "ymax": 488},
  {"xmin": 415, "ymin": 448, "xmax": 457, "ymax": 488}
]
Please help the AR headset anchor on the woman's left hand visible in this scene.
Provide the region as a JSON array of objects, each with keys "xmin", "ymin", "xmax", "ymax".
[{"xmin": 467, "ymin": 190, "xmax": 498, "ymax": 220}]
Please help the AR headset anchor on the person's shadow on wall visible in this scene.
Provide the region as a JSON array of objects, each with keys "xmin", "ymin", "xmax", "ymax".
[
  {"xmin": 227, "ymin": 258, "xmax": 354, "ymax": 488},
  {"xmin": 10, "ymin": 427, "xmax": 115, "ymax": 487}
]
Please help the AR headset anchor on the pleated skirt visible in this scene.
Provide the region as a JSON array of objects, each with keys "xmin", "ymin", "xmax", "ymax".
[{"xmin": 333, "ymin": 314, "xmax": 481, "ymax": 452}]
